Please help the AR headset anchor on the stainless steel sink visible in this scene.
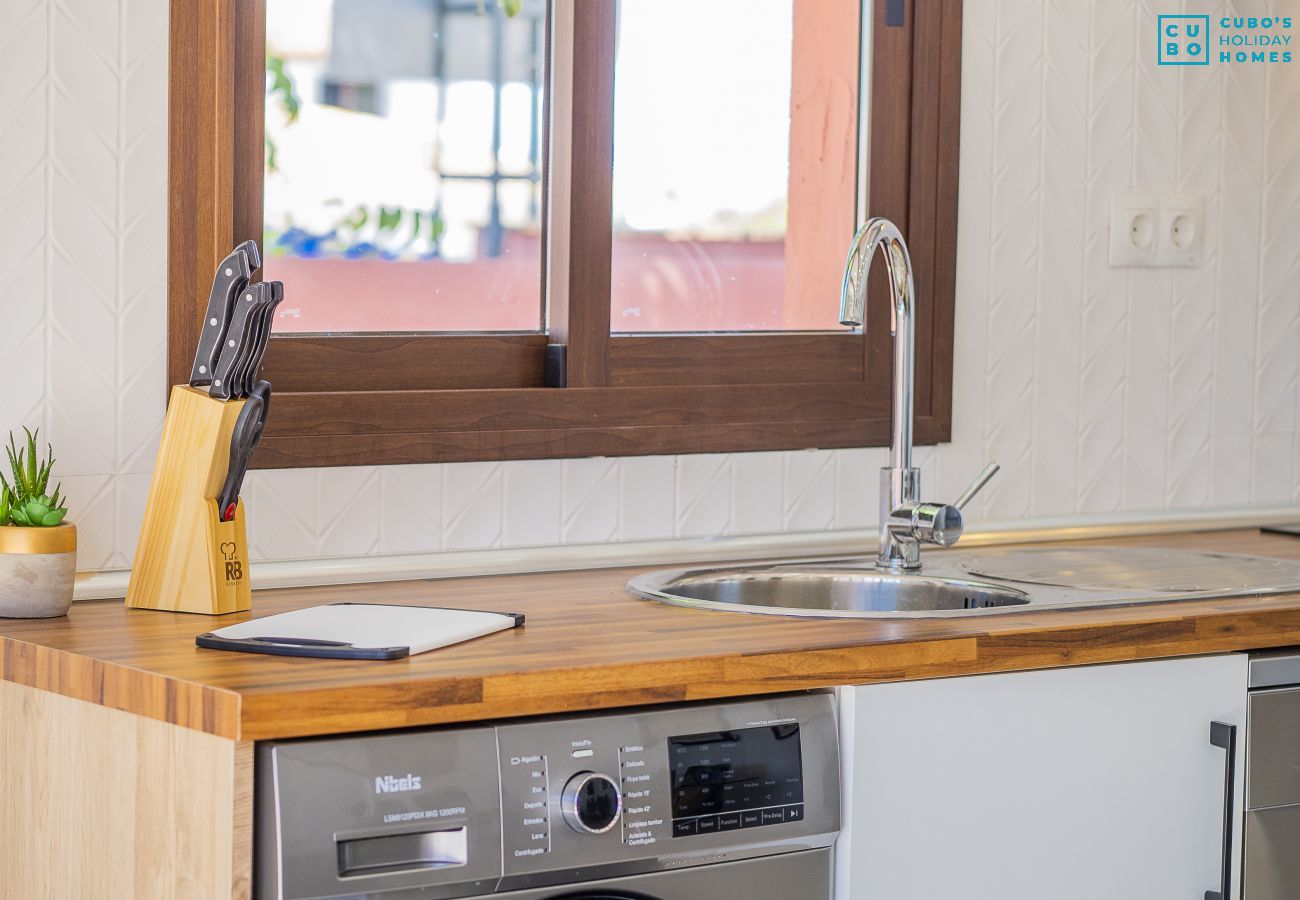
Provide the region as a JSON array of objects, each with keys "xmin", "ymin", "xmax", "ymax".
[
  {"xmin": 626, "ymin": 548, "xmax": 1300, "ymax": 619},
  {"xmin": 629, "ymin": 567, "xmax": 1029, "ymax": 617}
]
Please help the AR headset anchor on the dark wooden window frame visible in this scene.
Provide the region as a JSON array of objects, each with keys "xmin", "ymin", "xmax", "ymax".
[{"xmin": 168, "ymin": 0, "xmax": 962, "ymax": 468}]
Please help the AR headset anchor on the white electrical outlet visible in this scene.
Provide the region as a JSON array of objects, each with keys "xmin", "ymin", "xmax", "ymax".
[
  {"xmin": 1109, "ymin": 192, "xmax": 1205, "ymax": 268},
  {"xmin": 1109, "ymin": 194, "xmax": 1159, "ymax": 266},
  {"xmin": 1156, "ymin": 194, "xmax": 1204, "ymax": 267}
]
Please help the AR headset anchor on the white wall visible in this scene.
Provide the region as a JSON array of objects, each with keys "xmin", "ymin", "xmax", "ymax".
[
  {"xmin": 0, "ymin": 0, "xmax": 167, "ymax": 570},
  {"xmin": 2, "ymin": 0, "xmax": 1297, "ymax": 573}
]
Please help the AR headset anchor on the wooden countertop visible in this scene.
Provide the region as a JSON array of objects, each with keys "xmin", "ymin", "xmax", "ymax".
[{"xmin": 4, "ymin": 528, "xmax": 1300, "ymax": 742}]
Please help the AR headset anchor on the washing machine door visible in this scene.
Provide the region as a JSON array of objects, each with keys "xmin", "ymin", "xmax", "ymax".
[
  {"xmin": 545, "ymin": 893, "xmax": 658, "ymax": 900},
  {"xmin": 505, "ymin": 848, "xmax": 831, "ymax": 900}
]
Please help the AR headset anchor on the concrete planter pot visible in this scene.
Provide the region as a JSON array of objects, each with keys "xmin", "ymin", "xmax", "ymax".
[{"xmin": 0, "ymin": 523, "xmax": 77, "ymax": 618}]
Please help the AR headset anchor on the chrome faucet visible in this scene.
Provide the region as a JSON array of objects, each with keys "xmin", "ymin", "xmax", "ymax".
[{"xmin": 839, "ymin": 217, "xmax": 999, "ymax": 571}]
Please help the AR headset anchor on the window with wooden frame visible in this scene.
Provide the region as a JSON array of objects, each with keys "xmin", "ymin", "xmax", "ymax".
[{"xmin": 167, "ymin": 0, "xmax": 961, "ymax": 469}]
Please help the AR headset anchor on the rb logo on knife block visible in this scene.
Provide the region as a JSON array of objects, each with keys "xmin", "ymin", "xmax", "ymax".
[{"xmin": 126, "ymin": 385, "xmax": 252, "ymax": 615}]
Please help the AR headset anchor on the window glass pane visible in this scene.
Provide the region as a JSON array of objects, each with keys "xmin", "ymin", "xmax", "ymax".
[
  {"xmin": 265, "ymin": 0, "xmax": 546, "ymax": 334},
  {"xmin": 611, "ymin": 0, "xmax": 861, "ymax": 333}
]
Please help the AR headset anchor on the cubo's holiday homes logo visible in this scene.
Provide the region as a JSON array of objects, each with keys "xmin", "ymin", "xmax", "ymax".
[
  {"xmin": 1217, "ymin": 14, "xmax": 1293, "ymax": 62},
  {"xmin": 1159, "ymin": 14, "xmax": 1210, "ymax": 64},
  {"xmin": 1158, "ymin": 13, "xmax": 1294, "ymax": 66}
]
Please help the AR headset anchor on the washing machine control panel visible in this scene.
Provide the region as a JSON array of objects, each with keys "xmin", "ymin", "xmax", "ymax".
[
  {"xmin": 666, "ymin": 722, "xmax": 805, "ymax": 837},
  {"xmin": 495, "ymin": 693, "xmax": 838, "ymax": 882}
]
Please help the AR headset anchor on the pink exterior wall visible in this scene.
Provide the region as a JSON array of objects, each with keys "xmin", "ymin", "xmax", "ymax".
[
  {"xmin": 785, "ymin": 0, "xmax": 861, "ymax": 329},
  {"xmin": 266, "ymin": 235, "xmax": 791, "ymax": 334}
]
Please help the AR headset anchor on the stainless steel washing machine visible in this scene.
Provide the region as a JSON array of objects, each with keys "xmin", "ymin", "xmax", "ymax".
[{"xmin": 256, "ymin": 693, "xmax": 839, "ymax": 899}]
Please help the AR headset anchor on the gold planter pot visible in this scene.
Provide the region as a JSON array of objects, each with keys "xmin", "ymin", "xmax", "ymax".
[{"xmin": 0, "ymin": 523, "xmax": 77, "ymax": 618}]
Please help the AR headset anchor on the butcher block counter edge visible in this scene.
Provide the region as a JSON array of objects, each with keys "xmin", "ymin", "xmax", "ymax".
[{"xmin": 3, "ymin": 528, "xmax": 1300, "ymax": 742}]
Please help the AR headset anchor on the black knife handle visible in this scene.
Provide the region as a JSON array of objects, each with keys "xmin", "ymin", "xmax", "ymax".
[
  {"xmin": 230, "ymin": 303, "xmax": 264, "ymax": 399},
  {"xmin": 237, "ymin": 239, "xmax": 261, "ymax": 272},
  {"xmin": 210, "ymin": 283, "xmax": 268, "ymax": 399},
  {"xmin": 189, "ymin": 246, "xmax": 253, "ymax": 386},
  {"xmin": 249, "ymin": 281, "xmax": 284, "ymax": 385},
  {"xmin": 217, "ymin": 380, "xmax": 271, "ymax": 522},
  {"xmin": 233, "ymin": 290, "xmax": 278, "ymax": 397},
  {"xmin": 239, "ymin": 281, "xmax": 283, "ymax": 397}
]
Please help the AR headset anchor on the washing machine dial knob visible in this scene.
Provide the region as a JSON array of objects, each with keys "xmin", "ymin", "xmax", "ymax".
[{"xmin": 560, "ymin": 771, "xmax": 622, "ymax": 834}]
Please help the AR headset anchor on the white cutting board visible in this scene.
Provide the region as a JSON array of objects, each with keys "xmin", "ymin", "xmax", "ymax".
[{"xmin": 197, "ymin": 603, "xmax": 522, "ymax": 659}]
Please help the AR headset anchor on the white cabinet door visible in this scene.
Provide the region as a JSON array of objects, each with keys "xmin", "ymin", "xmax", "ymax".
[{"xmin": 836, "ymin": 654, "xmax": 1247, "ymax": 900}]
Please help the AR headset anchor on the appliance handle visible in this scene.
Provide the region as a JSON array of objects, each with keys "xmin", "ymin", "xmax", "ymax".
[
  {"xmin": 337, "ymin": 826, "xmax": 468, "ymax": 877},
  {"xmin": 1205, "ymin": 720, "xmax": 1237, "ymax": 900}
]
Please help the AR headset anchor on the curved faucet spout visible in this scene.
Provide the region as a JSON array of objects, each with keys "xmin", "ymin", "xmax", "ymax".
[
  {"xmin": 838, "ymin": 217, "xmax": 915, "ymax": 332},
  {"xmin": 838, "ymin": 217, "xmax": 916, "ymax": 473}
]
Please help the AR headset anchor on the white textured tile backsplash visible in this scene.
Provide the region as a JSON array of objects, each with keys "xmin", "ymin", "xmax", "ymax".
[{"xmin": 3, "ymin": 0, "xmax": 1298, "ymax": 572}]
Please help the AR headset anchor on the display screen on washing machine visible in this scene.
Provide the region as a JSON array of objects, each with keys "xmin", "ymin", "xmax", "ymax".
[{"xmin": 668, "ymin": 723, "xmax": 804, "ymax": 836}]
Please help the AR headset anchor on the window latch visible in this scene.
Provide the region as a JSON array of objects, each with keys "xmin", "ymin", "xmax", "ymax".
[{"xmin": 545, "ymin": 344, "xmax": 568, "ymax": 388}]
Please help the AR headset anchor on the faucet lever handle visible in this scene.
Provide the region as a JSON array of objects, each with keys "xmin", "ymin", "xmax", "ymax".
[{"xmin": 954, "ymin": 462, "xmax": 1000, "ymax": 510}]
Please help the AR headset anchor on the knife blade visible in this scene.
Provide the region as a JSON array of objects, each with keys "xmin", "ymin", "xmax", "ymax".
[
  {"xmin": 216, "ymin": 380, "xmax": 271, "ymax": 522},
  {"xmin": 210, "ymin": 281, "xmax": 272, "ymax": 400},
  {"xmin": 238, "ymin": 280, "xmax": 283, "ymax": 397},
  {"xmin": 189, "ymin": 240, "xmax": 261, "ymax": 387}
]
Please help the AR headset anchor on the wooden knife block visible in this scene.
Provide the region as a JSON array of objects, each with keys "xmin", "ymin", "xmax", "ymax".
[{"xmin": 126, "ymin": 385, "xmax": 252, "ymax": 615}]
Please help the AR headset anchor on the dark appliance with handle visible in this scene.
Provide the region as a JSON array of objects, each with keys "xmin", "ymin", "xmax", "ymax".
[{"xmin": 1242, "ymin": 650, "xmax": 1300, "ymax": 899}]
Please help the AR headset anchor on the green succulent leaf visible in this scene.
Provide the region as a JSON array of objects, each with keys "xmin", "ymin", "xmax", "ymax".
[
  {"xmin": 36, "ymin": 452, "xmax": 53, "ymax": 497},
  {"xmin": 1, "ymin": 428, "xmax": 68, "ymax": 527},
  {"xmin": 24, "ymin": 428, "xmax": 37, "ymax": 489},
  {"xmin": 6, "ymin": 433, "xmax": 23, "ymax": 495}
]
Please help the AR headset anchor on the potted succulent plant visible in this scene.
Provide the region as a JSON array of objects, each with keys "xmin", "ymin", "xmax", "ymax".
[{"xmin": 0, "ymin": 428, "xmax": 74, "ymax": 617}]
